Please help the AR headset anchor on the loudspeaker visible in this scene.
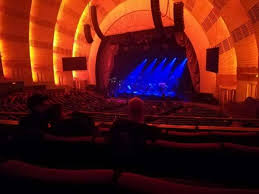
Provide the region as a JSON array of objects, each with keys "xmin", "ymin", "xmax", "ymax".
[
  {"xmin": 91, "ymin": 6, "xmax": 105, "ymax": 40},
  {"xmin": 174, "ymin": 2, "xmax": 185, "ymax": 32},
  {"xmin": 84, "ymin": 24, "xmax": 93, "ymax": 44},
  {"xmin": 151, "ymin": 0, "xmax": 164, "ymax": 31},
  {"xmin": 206, "ymin": 47, "xmax": 219, "ymax": 73}
]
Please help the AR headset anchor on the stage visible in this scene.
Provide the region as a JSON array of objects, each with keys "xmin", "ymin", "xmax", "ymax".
[{"xmin": 96, "ymin": 26, "xmax": 200, "ymax": 100}]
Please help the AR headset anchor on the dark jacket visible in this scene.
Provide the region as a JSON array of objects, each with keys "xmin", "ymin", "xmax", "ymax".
[
  {"xmin": 50, "ymin": 113, "xmax": 95, "ymax": 137},
  {"xmin": 18, "ymin": 112, "xmax": 49, "ymax": 141},
  {"xmin": 110, "ymin": 119, "xmax": 161, "ymax": 168}
]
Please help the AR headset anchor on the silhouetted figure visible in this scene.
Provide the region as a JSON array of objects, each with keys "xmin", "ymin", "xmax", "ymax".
[
  {"xmin": 11, "ymin": 94, "xmax": 51, "ymax": 163},
  {"xmin": 111, "ymin": 97, "xmax": 160, "ymax": 178},
  {"xmin": 49, "ymin": 107, "xmax": 96, "ymax": 137},
  {"xmin": 18, "ymin": 94, "xmax": 50, "ymax": 141}
]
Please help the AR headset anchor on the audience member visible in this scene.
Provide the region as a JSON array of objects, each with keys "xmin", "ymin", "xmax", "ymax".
[
  {"xmin": 9, "ymin": 94, "xmax": 51, "ymax": 163},
  {"xmin": 110, "ymin": 97, "xmax": 161, "ymax": 171},
  {"xmin": 47, "ymin": 103, "xmax": 65, "ymax": 128},
  {"xmin": 18, "ymin": 94, "xmax": 50, "ymax": 141},
  {"xmin": 49, "ymin": 108, "xmax": 96, "ymax": 137},
  {"xmin": 128, "ymin": 97, "xmax": 145, "ymax": 123}
]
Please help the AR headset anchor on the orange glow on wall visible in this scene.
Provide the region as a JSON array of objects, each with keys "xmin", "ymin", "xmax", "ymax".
[
  {"xmin": 29, "ymin": 19, "xmax": 37, "ymax": 82},
  {"xmin": 53, "ymin": 0, "xmax": 89, "ymax": 86},
  {"xmin": 53, "ymin": 1, "xmax": 66, "ymax": 86},
  {"xmin": 0, "ymin": 40, "xmax": 13, "ymax": 80},
  {"xmin": 72, "ymin": 2, "xmax": 91, "ymax": 79},
  {"xmin": 29, "ymin": 45, "xmax": 38, "ymax": 82},
  {"xmin": 0, "ymin": 0, "xmax": 33, "ymax": 84},
  {"xmin": 29, "ymin": 0, "xmax": 61, "ymax": 85}
]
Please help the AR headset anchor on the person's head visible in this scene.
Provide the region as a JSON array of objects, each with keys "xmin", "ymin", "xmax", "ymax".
[
  {"xmin": 27, "ymin": 94, "xmax": 49, "ymax": 113},
  {"xmin": 128, "ymin": 97, "xmax": 144, "ymax": 123}
]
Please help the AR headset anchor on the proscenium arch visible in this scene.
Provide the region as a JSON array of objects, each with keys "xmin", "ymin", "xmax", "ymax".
[
  {"xmin": 95, "ymin": 10, "xmax": 201, "ymax": 92},
  {"xmin": 86, "ymin": 0, "xmax": 218, "ymax": 94},
  {"xmin": 95, "ymin": 10, "xmax": 210, "ymax": 91}
]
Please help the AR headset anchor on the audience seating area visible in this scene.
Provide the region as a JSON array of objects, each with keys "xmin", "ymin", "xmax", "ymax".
[
  {"xmin": 0, "ymin": 90, "xmax": 125, "ymax": 113},
  {"xmin": 1, "ymin": 160, "xmax": 259, "ymax": 194},
  {"xmin": 2, "ymin": 90, "xmax": 259, "ymax": 127},
  {"xmin": 1, "ymin": 90, "xmax": 259, "ymax": 193},
  {"xmin": 1, "ymin": 120, "xmax": 259, "ymax": 193},
  {"xmin": 0, "ymin": 90, "xmax": 225, "ymax": 117}
]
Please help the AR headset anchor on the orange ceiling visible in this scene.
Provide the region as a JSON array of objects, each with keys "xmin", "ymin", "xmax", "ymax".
[{"xmin": 0, "ymin": 0, "xmax": 258, "ymax": 100}]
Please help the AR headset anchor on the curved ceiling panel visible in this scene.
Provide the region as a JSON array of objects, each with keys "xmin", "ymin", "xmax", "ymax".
[
  {"xmin": 0, "ymin": 0, "xmax": 33, "ymax": 84},
  {"xmin": 30, "ymin": 0, "xmax": 61, "ymax": 84},
  {"xmin": 72, "ymin": 2, "xmax": 92, "ymax": 81},
  {"xmin": 53, "ymin": 0, "xmax": 89, "ymax": 86}
]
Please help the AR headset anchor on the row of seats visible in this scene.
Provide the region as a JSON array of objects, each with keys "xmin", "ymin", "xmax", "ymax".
[
  {"xmin": 0, "ymin": 160, "xmax": 258, "ymax": 194},
  {"xmin": 1, "ymin": 123, "xmax": 259, "ymax": 147},
  {"xmin": 0, "ymin": 89, "xmax": 226, "ymax": 120},
  {"xmin": 163, "ymin": 131, "xmax": 259, "ymax": 146},
  {"xmin": 2, "ymin": 131, "xmax": 259, "ymax": 188},
  {"xmin": 0, "ymin": 90, "xmax": 124, "ymax": 113},
  {"xmin": 98, "ymin": 126, "xmax": 259, "ymax": 146}
]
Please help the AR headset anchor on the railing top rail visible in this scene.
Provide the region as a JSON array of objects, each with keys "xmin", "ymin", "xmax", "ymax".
[{"xmin": 0, "ymin": 111, "xmax": 258, "ymax": 123}]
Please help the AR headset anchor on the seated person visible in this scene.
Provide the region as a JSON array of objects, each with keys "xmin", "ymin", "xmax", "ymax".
[
  {"xmin": 18, "ymin": 94, "xmax": 50, "ymax": 141},
  {"xmin": 110, "ymin": 97, "xmax": 161, "ymax": 170},
  {"xmin": 11, "ymin": 94, "xmax": 50, "ymax": 162}
]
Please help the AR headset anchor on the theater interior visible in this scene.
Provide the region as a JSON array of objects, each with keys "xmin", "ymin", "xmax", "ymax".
[{"xmin": 1, "ymin": 0, "xmax": 259, "ymax": 193}]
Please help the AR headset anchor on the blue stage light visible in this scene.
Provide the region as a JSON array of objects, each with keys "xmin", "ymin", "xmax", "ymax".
[
  {"xmin": 170, "ymin": 58, "xmax": 188, "ymax": 79},
  {"xmin": 115, "ymin": 57, "xmax": 187, "ymax": 98},
  {"xmin": 155, "ymin": 58, "xmax": 167, "ymax": 73},
  {"xmin": 127, "ymin": 58, "xmax": 148, "ymax": 79},
  {"xmin": 168, "ymin": 58, "xmax": 188, "ymax": 90},
  {"xmin": 160, "ymin": 58, "xmax": 177, "ymax": 83},
  {"xmin": 143, "ymin": 58, "xmax": 158, "ymax": 74}
]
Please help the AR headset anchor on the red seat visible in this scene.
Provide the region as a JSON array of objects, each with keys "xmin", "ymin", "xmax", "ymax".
[
  {"xmin": 0, "ymin": 160, "xmax": 113, "ymax": 184},
  {"xmin": 44, "ymin": 133, "xmax": 93, "ymax": 143},
  {"xmin": 224, "ymin": 143, "xmax": 259, "ymax": 153},
  {"xmin": 211, "ymin": 132, "xmax": 257, "ymax": 137},
  {"xmin": 119, "ymin": 172, "xmax": 259, "ymax": 194},
  {"xmin": 93, "ymin": 137, "xmax": 107, "ymax": 144},
  {"xmin": 168, "ymin": 131, "xmax": 210, "ymax": 137},
  {"xmin": 154, "ymin": 140, "xmax": 221, "ymax": 151}
]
